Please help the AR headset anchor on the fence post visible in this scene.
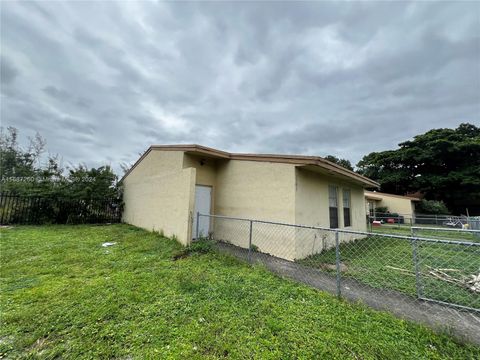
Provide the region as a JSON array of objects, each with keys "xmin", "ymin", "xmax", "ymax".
[
  {"xmin": 335, "ymin": 230, "xmax": 341, "ymax": 298},
  {"xmin": 196, "ymin": 212, "xmax": 200, "ymax": 240},
  {"xmin": 0, "ymin": 194, "xmax": 5, "ymax": 224},
  {"xmin": 248, "ymin": 220, "xmax": 253, "ymax": 264},
  {"xmin": 411, "ymin": 227, "xmax": 423, "ymax": 299}
]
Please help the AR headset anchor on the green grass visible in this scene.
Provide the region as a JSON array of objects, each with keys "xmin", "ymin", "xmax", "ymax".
[
  {"xmin": 370, "ymin": 224, "xmax": 479, "ymax": 242},
  {"xmin": 1, "ymin": 225, "xmax": 479, "ymax": 359},
  {"xmin": 300, "ymin": 233, "xmax": 480, "ymax": 309}
]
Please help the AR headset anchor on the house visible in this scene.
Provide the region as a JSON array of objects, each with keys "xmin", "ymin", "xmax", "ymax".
[
  {"xmin": 121, "ymin": 145, "xmax": 379, "ymax": 260},
  {"xmin": 365, "ymin": 191, "xmax": 420, "ymax": 222}
]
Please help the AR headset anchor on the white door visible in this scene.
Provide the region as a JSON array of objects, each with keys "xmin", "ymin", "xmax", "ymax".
[{"xmin": 193, "ymin": 185, "xmax": 212, "ymax": 239}]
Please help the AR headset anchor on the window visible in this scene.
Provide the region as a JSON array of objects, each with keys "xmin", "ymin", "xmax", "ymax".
[
  {"xmin": 343, "ymin": 189, "xmax": 351, "ymax": 227},
  {"xmin": 329, "ymin": 185, "xmax": 339, "ymax": 229},
  {"xmin": 368, "ymin": 201, "xmax": 375, "ymax": 217}
]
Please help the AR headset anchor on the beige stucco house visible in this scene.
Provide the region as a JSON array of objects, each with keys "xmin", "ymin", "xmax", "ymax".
[
  {"xmin": 122, "ymin": 145, "xmax": 379, "ymax": 260},
  {"xmin": 365, "ymin": 191, "xmax": 420, "ymax": 221}
]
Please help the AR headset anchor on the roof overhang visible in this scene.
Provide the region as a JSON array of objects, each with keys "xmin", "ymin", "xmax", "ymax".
[
  {"xmin": 297, "ymin": 164, "xmax": 379, "ymax": 188},
  {"xmin": 121, "ymin": 144, "xmax": 380, "ymax": 188},
  {"xmin": 364, "ymin": 190, "xmax": 421, "ymax": 201},
  {"xmin": 153, "ymin": 144, "xmax": 230, "ymax": 159}
]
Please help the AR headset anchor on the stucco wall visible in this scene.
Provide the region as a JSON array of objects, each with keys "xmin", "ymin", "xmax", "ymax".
[
  {"xmin": 380, "ymin": 196, "xmax": 414, "ymax": 217},
  {"xmin": 367, "ymin": 193, "xmax": 415, "ymax": 217},
  {"xmin": 123, "ymin": 149, "xmax": 371, "ymax": 259},
  {"xmin": 214, "ymin": 160, "xmax": 296, "ymax": 221},
  {"xmin": 122, "ymin": 150, "xmax": 196, "ymax": 245},
  {"xmin": 124, "ymin": 150, "xmax": 184, "ymax": 182},
  {"xmin": 213, "ymin": 160, "xmax": 297, "ymax": 260},
  {"xmin": 183, "ymin": 154, "xmax": 222, "ymax": 235},
  {"xmin": 183, "ymin": 154, "xmax": 218, "ymax": 187},
  {"xmin": 295, "ymin": 168, "xmax": 367, "ymax": 259}
]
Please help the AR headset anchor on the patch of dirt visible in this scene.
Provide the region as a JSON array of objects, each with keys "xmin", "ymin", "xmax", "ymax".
[
  {"xmin": 29, "ymin": 338, "xmax": 49, "ymax": 352},
  {"xmin": 172, "ymin": 251, "xmax": 189, "ymax": 261},
  {"xmin": 320, "ymin": 263, "xmax": 348, "ymax": 272}
]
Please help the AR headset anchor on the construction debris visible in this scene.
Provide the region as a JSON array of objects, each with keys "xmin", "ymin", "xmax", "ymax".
[
  {"xmin": 385, "ymin": 265, "xmax": 480, "ymax": 293},
  {"xmin": 102, "ymin": 242, "xmax": 117, "ymax": 247},
  {"xmin": 466, "ymin": 273, "xmax": 480, "ymax": 293}
]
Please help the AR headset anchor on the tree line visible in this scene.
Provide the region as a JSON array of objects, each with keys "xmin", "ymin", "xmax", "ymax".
[
  {"xmin": 326, "ymin": 123, "xmax": 480, "ymax": 216},
  {"xmin": 2, "ymin": 123, "xmax": 479, "ymax": 216},
  {"xmin": 0, "ymin": 127, "xmax": 121, "ymax": 200}
]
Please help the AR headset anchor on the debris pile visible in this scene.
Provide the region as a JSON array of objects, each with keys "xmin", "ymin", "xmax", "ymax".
[
  {"xmin": 385, "ymin": 265, "xmax": 480, "ymax": 293},
  {"xmin": 466, "ymin": 273, "xmax": 480, "ymax": 293}
]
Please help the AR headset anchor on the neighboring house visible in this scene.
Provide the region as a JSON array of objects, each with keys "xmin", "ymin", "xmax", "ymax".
[
  {"xmin": 365, "ymin": 191, "xmax": 420, "ymax": 221},
  {"xmin": 122, "ymin": 145, "xmax": 379, "ymax": 260}
]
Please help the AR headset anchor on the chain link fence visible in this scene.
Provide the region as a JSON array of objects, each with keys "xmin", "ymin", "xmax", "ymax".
[
  {"xmin": 368, "ymin": 212, "xmax": 480, "ymax": 232},
  {"xmin": 196, "ymin": 213, "xmax": 480, "ymax": 343}
]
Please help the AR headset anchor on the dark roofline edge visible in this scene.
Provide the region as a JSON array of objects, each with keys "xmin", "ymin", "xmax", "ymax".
[{"xmin": 120, "ymin": 144, "xmax": 380, "ymax": 188}]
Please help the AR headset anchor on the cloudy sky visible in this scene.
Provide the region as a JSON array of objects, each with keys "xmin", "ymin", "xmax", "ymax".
[{"xmin": 1, "ymin": 1, "xmax": 479, "ymax": 172}]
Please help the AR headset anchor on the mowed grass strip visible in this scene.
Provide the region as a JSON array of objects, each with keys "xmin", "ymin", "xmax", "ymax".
[{"xmin": 0, "ymin": 225, "xmax": 478, "ymax": 359}]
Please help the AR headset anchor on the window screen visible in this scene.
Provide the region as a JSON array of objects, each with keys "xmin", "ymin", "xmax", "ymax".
[
  {"xmin": 329, "ymin": 185, "xmax": 339, "ymax": 229},
  {"xmin": 343, "ymin": 189, "xmax": 351, "ymax": 227}
]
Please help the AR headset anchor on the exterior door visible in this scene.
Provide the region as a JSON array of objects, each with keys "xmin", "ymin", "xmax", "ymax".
[{"xmin": 193, "ymin": 185, "xmax": 212, "ymax": 239}]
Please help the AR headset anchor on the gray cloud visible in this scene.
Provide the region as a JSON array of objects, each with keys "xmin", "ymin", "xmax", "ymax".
[
  {"xmin": 1, "ymin": 1, "xmax": 479, "ymax": 173},
  {"xmin": 43, "ymin": 86, "xmax": 71, "ymax": 101},
  {"xmin": 58, "ymin": 116, "xmax": 96, "ymax": 135},
  {"xmin": 0, "ymin": 56, "xmax": 19, "ymax": 84}
]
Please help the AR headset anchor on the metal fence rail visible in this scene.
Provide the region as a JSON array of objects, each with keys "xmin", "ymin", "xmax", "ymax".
[
  {"xmin": 369, "ymin": 212, "xmax": 480, "ymax": 230},
  {"xmin": 0, "ymin": 193, "xmax": 122, "ymax": 225},
  {"xmin": 197, "ymin": 212, "xmax": 480, "ymax": 316}
]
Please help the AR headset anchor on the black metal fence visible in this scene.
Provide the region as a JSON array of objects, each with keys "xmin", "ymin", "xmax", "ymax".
[{"xmin": 0, "ymin": 193, "xmax": 122, "ymax": 225}]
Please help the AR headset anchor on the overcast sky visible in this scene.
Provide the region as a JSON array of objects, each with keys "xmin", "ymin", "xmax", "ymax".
[{"xmin": 1, "ymin": 1, "xmax": 479, "ymax": 172}]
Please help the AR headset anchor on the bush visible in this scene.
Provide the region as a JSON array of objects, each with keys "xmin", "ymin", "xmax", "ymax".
[
  {"xmin": 172, "ymin": 239, "xmax": 214, "ymax": 260},
  {"xmin": 188, "ymin": 239, "xmax": 214, "ymax": 254},
  {"xmin": 375, "ymin": 207, "xmax": 389, "ymax": 214},
  {"xmin": 416, "ymin": 199, "xmax": 450, "ymax": 215}
]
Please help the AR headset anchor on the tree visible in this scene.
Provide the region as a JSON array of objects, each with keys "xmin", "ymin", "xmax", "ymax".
[
  {"xmin": 416, "ymin": 199, "xmax": 450, "ymax": 215},
  {"xmin": 0, "ymin": 126, "xmax": 58, "ymax": 195},
  {"xmin": 324, "ymin": 155, "xmax": 354, "ymax": 171},
  {"xmin": 357, "ymin": 123, "xmax": 480, "ymax": 215},
  {"xmin": 0, "ymin": 127, "xmax": 121, "ymax": 200},
  {"xmin": 64, "ymin": 165, "xmax": 120, "ymax": 199},
  {"xmin": 0, "ymin": 127, "xmax": 43, "ymax": 178}
]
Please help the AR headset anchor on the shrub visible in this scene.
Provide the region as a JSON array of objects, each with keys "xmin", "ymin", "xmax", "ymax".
[
  {"xmin": 172, "ymin": 239, "xmax": 214, "ymax": 260},
  {"xmin": 416, "ymin": 199, "xmax": 450, "ymax": 215},
  {"xmin": 188, "ymin": 239, "xmax": 214, "ymax": 254},
  {"xmin": 375, "ymin": 206, "xmax": 389, "ymax": 215}
]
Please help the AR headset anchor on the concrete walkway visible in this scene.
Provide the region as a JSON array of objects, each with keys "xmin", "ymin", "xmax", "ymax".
[{"xmin": 216, "ymin": 243, "xmax": 480, "ymax": 345}]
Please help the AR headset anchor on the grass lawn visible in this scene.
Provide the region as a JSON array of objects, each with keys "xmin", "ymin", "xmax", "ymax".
[
  {"xmin": 1, "ymin": 225, "xmax": 479, "ymax": 359},
  {"xmin": 370, "ymin": 224, "xmax": 479, "ymax": 242},
  {"xmin": 300, "ymin": 232, "xmax": 480, "ymax": 309}
]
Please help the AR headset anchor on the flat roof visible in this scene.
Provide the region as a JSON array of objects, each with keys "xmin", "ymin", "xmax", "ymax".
[
  {"xmin": 365, "ymin": 190, "xmax": 420, "ymax": 201},
  {"xmin": 365, "ymin": 193, "xmax": 383, "ymax": 201},
  {"xmin": 122, "ymin": 144, "xmax": 380, "ymax": 187}
]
